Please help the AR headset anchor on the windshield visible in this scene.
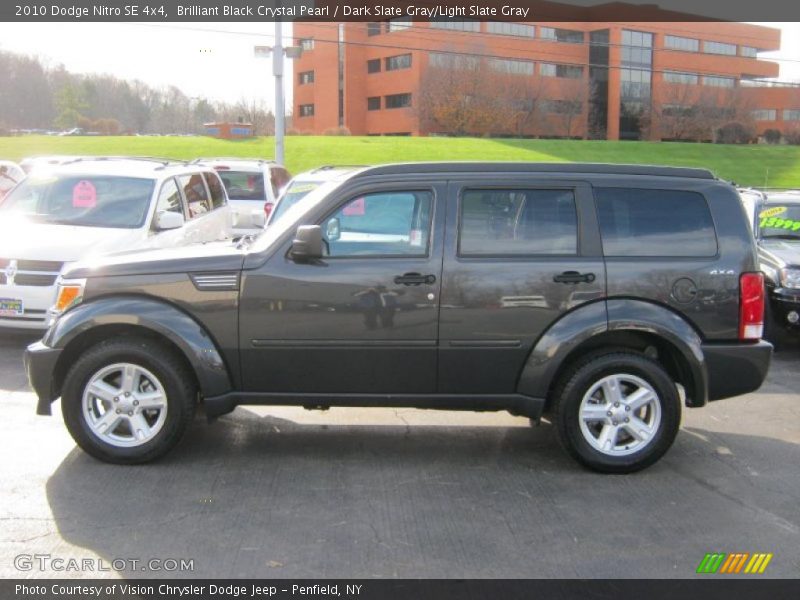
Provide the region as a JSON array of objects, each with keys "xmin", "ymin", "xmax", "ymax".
[
  {"xmin": 0, "ymin": 174, "xmax": 155, "ymax": 228},
  {"xmin": 216, "ymin": 170, "xmax": 265, "ymax": 201},
  {"xmin": 759, "ymin": 203, "xmax": 800, "ymax": 239},
  {"xmin": 269, "ymin": 180, "xmax": 322, "ymax": 225},
  {"xmin": 249, "ymin": 179, "xmax": 345, "ymax": 254}
]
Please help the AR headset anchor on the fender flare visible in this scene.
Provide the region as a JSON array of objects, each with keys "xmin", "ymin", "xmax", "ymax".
[
  {"xmin": 45, "ymin": 295, "xmax": 232, "ymax": 400},
  {"xmin": 516, "ymin": 299, "xmax": 708, "ymax": 406}
]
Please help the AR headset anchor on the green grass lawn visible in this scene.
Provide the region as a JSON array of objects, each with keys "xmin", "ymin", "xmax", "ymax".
[{"xmin": 2, "ymin": 135, "xmax": 799, "ymax": 187}]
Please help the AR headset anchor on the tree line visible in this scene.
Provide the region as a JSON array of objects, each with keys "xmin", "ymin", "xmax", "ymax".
[{"xmin": 0, "ymin": 50, "xmax": 275, "ymax": 135}]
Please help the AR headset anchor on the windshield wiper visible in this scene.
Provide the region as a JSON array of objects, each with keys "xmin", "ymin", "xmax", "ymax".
[{"xmin": 762, "ymin": 234, "xmax": 800, "ymax": 240}]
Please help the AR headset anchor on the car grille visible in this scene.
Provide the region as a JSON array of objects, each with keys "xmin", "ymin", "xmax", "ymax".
[{"xmin": 0, "ymin": 259, "xmax": 63, "ymax": 287}]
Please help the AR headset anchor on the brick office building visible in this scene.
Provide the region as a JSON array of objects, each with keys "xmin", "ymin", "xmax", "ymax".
[{"xmin": 292, "ymin": 17, "xmax": 800, "ymax": 141}]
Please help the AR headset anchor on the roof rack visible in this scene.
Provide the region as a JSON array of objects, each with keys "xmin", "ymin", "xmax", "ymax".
[
  {"xmin": 351, "ymin": 162, "xmax": 716, "ymax": 180},
  {"xmin": 61, "ymin": 156, "xmax": 188, "ymax": 168},
  {"xmin": 190, "ymin": 157, "xmax": 276, "ymax": 166},
  {"xmin": 310, "ymin": 165, "xmax": 368, "ymax": 173}
]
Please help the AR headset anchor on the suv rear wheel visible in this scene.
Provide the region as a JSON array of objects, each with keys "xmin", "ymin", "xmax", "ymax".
[
  {"xmin": 552, "ymin": 351, "xmax": 681, "ymax": 473},
  {"xmin": 61, "ymin": 338, "xmax": 196, "ymax": 464}
]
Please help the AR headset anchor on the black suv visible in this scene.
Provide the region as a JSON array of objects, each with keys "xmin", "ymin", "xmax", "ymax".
[
  {"xmin": 740, "ymin": 188, "xmax": 800, "ymax": 344},
  {"xmin": 25, "ymin": 163, "xmax": 772, "ymax": 473}
]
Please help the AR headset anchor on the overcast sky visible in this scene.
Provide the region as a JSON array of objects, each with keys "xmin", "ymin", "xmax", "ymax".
[{"xmin": 0, "ymin": 22, "xmax": 798, "ymax": 110}]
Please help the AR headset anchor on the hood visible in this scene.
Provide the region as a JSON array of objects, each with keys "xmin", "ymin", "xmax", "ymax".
[
  {"xmin": 65, "ymin": 239, "xmax": 246, "ymax": 279},
  {"xmin": 0, "ymin": 218, "xmax": 142, "ymax": 262},
  {"xmin": 758, "ymin": 238, "xmax": 800, "ymax": 269}
]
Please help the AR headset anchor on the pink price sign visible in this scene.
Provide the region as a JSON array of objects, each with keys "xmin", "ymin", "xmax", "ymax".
[{"xmin": 72, "ymin": 180, "xmax": 97, "ymax": 208}]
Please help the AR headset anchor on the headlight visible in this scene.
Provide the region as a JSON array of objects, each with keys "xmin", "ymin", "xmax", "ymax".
[
  {"xmin": 51, "ymin": 278, "xmax": 86, "ymax": 316},
  {"xmin": 780, "ymin": 268, "xmax": 800, "ymax": 289}
]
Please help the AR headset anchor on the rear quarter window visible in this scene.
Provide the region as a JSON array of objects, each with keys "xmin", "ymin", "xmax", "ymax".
[{"xmin": 595, "ymin": 188, "xmax": 717, "ymax": 257}]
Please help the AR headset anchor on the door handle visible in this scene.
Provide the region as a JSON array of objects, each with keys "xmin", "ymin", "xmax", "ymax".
[
  {"xmin": 553, "ymin": 271, "xmax": 596, "ymax": 284},
  {"xmin": 394, "ymin": 272, "xmax": 436, "ymax": 286}
]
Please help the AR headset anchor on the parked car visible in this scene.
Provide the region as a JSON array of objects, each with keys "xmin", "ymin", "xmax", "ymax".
[
  {"xmin": 0, "ymin": 160, "xmax": 25, "ymax": 201},
  {"xmin": 192, "ymin": 158, "xmax": 291, "ymax": 236},
  {"xmin": 740, "ymin": 188, "xmax": 800, "ymax": 344},
  {"xmin": 0, "ymin": 157, "xmax": 232, "ymax": 330},
  {"xmin": 25, "ymin": 163, "xmax": 771, "ymax": 472},
  {"xmin": 268, "ymin": 165, "xmax": 367, "ymax": 226}
]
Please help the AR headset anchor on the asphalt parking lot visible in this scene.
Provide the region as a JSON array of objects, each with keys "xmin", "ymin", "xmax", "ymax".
[{"xmin": 0, "ymin": 331, "xmax": 798, "ymax": 579}]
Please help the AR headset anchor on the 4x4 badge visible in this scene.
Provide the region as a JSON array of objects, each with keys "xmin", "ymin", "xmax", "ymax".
[{"xmin": 4, "ymin": 260, "xmax": 17, "ymax": 286}]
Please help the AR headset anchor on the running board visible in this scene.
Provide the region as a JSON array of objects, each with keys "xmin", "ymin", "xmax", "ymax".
[{"xmin": 203, "ymin": 392, "xmax": 545, "ymax": 422}]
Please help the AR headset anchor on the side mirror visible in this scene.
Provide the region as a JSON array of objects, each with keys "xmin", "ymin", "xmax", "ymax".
[
  {"xmin": 154, "ymin": 210, "xmax": 185, "ymax": 231},
  {"xmin": 326, "ymin": 217, "xmax": 341, "ymax": 241},
  {"xmin": 291, "ymin": 225, "xmax": 323, "ymax": 261}
]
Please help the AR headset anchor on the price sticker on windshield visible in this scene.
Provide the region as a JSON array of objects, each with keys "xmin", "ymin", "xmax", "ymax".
[
  {"xmin": 760, "ymin": 215, "xmax": 800, "ymax": 231},
  {"xmin": 72, "ymin": 180, "xmax": 97, "ymax": 208}
]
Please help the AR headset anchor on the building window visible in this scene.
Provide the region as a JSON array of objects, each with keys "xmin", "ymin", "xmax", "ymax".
[
  {"xmin": 621, "ymin": 30, "xmax": 653, "ymax": 67},
  {"xmin": 299, "ymin": 104, "xmax": 314, "ymax": 117},
  {"xmin": 752, "ymin": 109, "xmax": 777, "ymax": 121},
  {"xmin": 367, "ymin": 22, "xmax": 382, "ymax": 36},
  {"xmin": 703, "ymin": 75, "xmax": 735, "ymax": 87},
  {"xmin": 541, "ymin": 99, "xmax": 583, "ymax": 114},
  {"xmin": 430, "ymin": 21, "xmax": 480, "ymax": 32},
  {"xmin": 486, "ymin": 22, "xmax": 534, "ymax": 37},
  {"xmin": 663, "ymin": 71, "xmax": 699, "ymax": 85},
  {"xmin": 704, "ymin": 41, "xmax": 737, "ymax": 56},
  {"xmin": 367, "ymin": 58, "xmax": 381, "ymax": 73},
  {"xmin": 664, "ymin": 35, "xmax": 699, "ymax": 52},
  {"xmin": 388, "ymin": 18, "xmax": 411, "ymax": 32},
  {"xmin": 367, "ymin": 97, "xmax": 381, "ymax": 111},
  {"xmin": 429, "ymin": 52, "xmax": 478, "ymax": 69},
  {"xmin": 299, "ymin": 38, "xmax": 314, "ymax": 51},
  {"xmin": 539, "ymin": 27, "xmax": 583, "ymax": 43},
  {"xmin": 487, "ymin": 58, "xmax": 534, "ymax": 76},
  {"xmin": 298, "ymin": 71, "xmax": 314, "ymax": 85},
  {"xmin": 662, "ymin": 104, "xmax": 695, "ymax": 117},
  {"xmin": 740, "ymin": 46, "xmax": 758, "ymax": 58},
  {"xmin": 540, "ymin": 63, "xmax": 583, "ymax": 78},
  {"xmin": 784, "ymin": 109, "xmax": 800, "ymax": 121},
  {"xmin": 385, "ymin": 93, "xmax": 412, "ymax": 109},
  {"xmin": 385, "ymin": 54, "xmax": 412, "ymax": 71}
]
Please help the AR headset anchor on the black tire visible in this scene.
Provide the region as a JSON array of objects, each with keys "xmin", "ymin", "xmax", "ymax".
[
  {"xmin": 61, "ymin": 337, "xmax": 196, "ymax": 464},
  {"xmin": 552, "ymin": 351, "xmax": 681, "ymax": 474}
]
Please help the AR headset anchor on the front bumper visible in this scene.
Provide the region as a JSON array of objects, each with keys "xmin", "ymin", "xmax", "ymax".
[
  {"xmin": 0, "ymin": 283, "xmax": 57, "ymax": 330},
  {"xmin": 23, "ymin": 341, "xmax": 63, "ymax": 415},
  {"xmin": 702, "ymin": 340, "xmax": 772, "ymax": 401},
  {"xmin": 769, "ymin": 287, "xmax": 800, "ymax": 334}
]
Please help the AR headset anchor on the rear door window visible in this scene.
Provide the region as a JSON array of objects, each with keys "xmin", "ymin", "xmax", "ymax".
[
  {"xmin": 177, "ymin": 173, "xmax": 212, "ymax": 219},
  {"xmin": 595, "ymin": 188, "xmax": 717, "ymax": 257},
  {"xmin": 204, "ymin": 172, "xmax": 227, "ymax": 209},
  {"xmin": 459, "ymin": 189, "xmax": 578, "ymax": 255}
]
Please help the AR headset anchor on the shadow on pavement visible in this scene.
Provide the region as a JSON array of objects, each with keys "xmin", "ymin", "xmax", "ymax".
[{"xmin": 44, "ymin": 409, "xmax": 800, "ymax": 579}]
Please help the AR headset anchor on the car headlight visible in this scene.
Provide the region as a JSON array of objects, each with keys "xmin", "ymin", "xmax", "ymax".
[
  {"xmin": 780, "ymin": 268, "xmax": 800, "ymax": 289},
  {"xmin": 51, "ymin": 278, "xmax": 86, "ymax": 316}
]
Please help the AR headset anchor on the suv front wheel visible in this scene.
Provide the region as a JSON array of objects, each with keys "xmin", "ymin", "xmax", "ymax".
[
  {"xmin": 553, "ymin": 351, "xmax": 681, "ymax": 473},
  {"xmin": 61, "ymin": 338, "xmax": 196, "ymax": 464}
]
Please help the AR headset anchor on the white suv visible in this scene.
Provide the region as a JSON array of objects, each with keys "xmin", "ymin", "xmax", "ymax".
[
  {"xmin": 0, "ymin": 157, "xmax": 232, "ymax": 330},
  {"xmin": 192, "ymin": 158, "xmax": 291, "ymax": 236}
]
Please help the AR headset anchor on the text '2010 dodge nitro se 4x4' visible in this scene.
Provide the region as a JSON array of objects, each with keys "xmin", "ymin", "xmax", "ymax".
[{"xmin": 25, "ymin": 163, "xmax": 772, "ymax": 473}]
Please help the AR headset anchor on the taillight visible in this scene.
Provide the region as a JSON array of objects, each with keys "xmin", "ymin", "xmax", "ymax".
[
  {"xmin": 264, "ymin": 202, "xmax": 273, "ymax": 218},
  {"xmin": 739, "ymin": 272, "xmax": 765, "ymax": 341}
]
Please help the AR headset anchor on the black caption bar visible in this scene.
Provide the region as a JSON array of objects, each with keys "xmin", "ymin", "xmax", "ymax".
[
  {"xmin": 2, "ymin": 0, "xmax": 800, "ymax": 22},
  {"xmin": 5, "ymin": 580, "xmax": 800, "ymax": 600}
]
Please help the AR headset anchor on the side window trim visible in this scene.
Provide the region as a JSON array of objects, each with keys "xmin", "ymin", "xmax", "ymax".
[
  {"xmin": 315, "ymin": 187, "xmax": 437, "ymax": 259},
  {"xmin": 455, "ymin": 184, "xmax": 583, "ymax": 258},
  {"xmin": 178, "ymin": 172, "xmax": 213, "ymax": 220}
]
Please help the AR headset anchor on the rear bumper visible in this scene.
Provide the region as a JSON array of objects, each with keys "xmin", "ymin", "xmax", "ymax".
[
  {"xmin": 23, "ymin": 341, "xmax": 62, "ymax": 415},
  {"xmin": 702, "ymin": 341, "xmax": 772, "ymax": 401}
]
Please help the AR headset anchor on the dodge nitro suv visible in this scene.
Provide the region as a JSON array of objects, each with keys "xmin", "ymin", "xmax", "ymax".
[{"xmin": 25, "ymin": 163, "xmax": 772, "ymax": 473}]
